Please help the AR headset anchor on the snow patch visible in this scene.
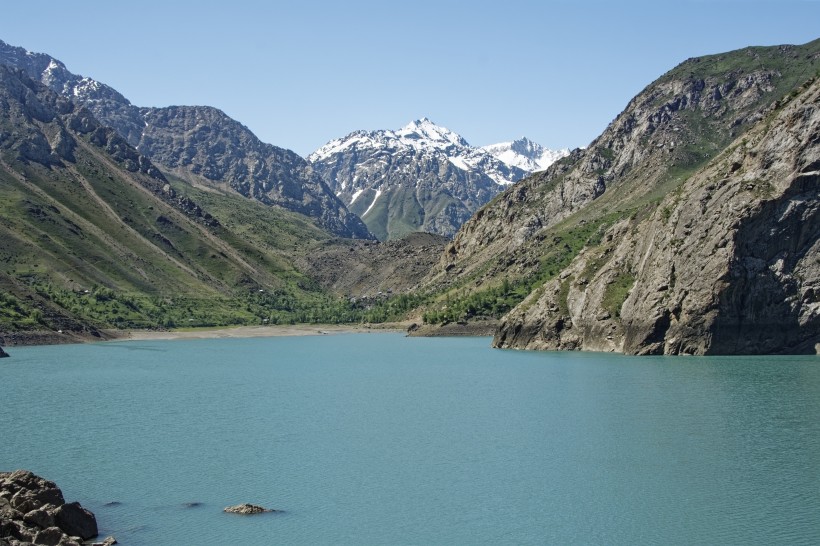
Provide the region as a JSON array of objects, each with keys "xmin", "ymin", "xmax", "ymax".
[
  {"xmin": 363, "ymin": 189, "xmax": 382, "ymax": 216},
  {"xmin": 448, "ymin": 156, "xmax": 470, "ymax": 171},
  {"xmin": 349, "ymin": 188, "xmax": 364, "ymax": 205}
]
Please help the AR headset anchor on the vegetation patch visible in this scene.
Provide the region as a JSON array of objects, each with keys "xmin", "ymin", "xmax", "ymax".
[{"xmin": 601, "ymin": 272, "xmax": 636, "ymax": 319}]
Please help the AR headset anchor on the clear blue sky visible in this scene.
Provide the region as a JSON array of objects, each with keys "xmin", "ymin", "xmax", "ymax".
[{"xmin": 2, "ymin": 0, "xmax": 819, "ymax": 156}]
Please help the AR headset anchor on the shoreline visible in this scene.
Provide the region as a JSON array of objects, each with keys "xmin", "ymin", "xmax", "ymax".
[
  {"xmin": 112, "ymin": 322, "xmax": 407, "ymax": 342},
  {"xmin": 0, "ymin": 322, "xmax": 412, "ymax": 348}
]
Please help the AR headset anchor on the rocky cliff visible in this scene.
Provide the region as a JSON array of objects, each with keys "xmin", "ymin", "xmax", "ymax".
[
  {"xmin": 419, "ymin": 39, "xmax": 820, "ymax": 355},
  {"xmin": 494, "ymin": 72, "xmax": 820, "ymax": 355}
]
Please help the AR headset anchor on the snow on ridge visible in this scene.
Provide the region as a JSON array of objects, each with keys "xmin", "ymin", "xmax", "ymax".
[
  {"xmin": 310, "ymin": 118, "xmax": 473, "ymax": 161},
  {"xmin": 481, "ymin": 137, "xmax": 570, "ymax": 172},
  {"xmin": 448, "ymin": 156, "xmax": 471, "ymax": 171},
  {"xmin": 309, "ymin": 120, "xmax": 569, "ymax": 190}
]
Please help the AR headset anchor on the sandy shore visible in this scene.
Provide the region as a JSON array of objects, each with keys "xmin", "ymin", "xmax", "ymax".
[{"xmin": 110, "ymin": 322, "xmax": 409, "ymax": 342}]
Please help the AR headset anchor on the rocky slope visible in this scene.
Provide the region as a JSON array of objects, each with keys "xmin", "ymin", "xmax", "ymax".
[
  {"xmin": 300, "ymin": 232, "xmax": 448, "ymax": 298},
  {"xmin": 419, "ymin": 39, "xmax": 820, "ymax": 355},
  {"xmin": 309, "ymin": 118, "xmax": 566, "ymax": 240},
  {"xmin": 0, "ymin": 39, "xmax": 369, "ymax": 239},
  {"xmin": 136, "ymin": 105, "xmax": 370, "ymax": 239},
  {"xmin": 0, "ymin": 40, "xmax": 143, "ymax": 145},
  {"xmin": 495, "ymin": 73, "xmax": 820, "ymax": 355}
]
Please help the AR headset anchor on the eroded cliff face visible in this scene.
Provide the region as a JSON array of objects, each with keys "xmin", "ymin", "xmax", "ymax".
[{"xmin": 494, "ymin": 76, "xmax": 820, "ymax": 355}]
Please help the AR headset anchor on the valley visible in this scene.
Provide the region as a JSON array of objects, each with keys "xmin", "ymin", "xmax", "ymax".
[{"xmin": 0, "ymin": 37, "xmax": 818, "ymax": 355}]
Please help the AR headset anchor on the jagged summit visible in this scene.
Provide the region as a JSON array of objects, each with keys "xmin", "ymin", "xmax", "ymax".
[
  {"xmin": 310, "ymin": 118, "xmax": 565, "ymax": 185},
  {"xmin": 395, "ymin": 118, "xmax": 470, "ymax": 150}
]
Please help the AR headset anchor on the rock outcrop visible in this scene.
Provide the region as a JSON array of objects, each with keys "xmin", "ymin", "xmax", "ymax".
[
  {"xmin": 494, "ymin": 74, "xmax": 820, "ymax": 355},
  {"xmin": 0, "ymin": 470, "xmax": 102, "ymax": 545}
]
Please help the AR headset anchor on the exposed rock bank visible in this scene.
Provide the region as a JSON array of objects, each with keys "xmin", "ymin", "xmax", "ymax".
[
  {"xmin": 0, "ymin": 470, "xmax": 108, "ymax": 546},
  {"xmin": 407, "ymin": 320, "xmax": 499, "ymax": 338}
]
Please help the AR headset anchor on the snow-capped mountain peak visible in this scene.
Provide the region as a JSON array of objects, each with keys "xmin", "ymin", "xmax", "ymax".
[
  {"xmin": 395, "ymin": 118, "xmax": 469, "ymax": 150},
  {"xmin": 308, "ymin": 118, "xmax": 569, "ymax": 239},
  {"xmin": 481, "ymin": 137, "xmax": 569, "ymax": 172}
]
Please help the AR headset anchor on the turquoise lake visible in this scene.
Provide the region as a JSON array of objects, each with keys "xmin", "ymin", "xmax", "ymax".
[{"xmin": 2, "ymin": 333, "xmax": 819, "ymax": 545}]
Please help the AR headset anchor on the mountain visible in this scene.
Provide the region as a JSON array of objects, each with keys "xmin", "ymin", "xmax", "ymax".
[
  {"xmin": 495, "ymin": 74, "xmax": 820, "ymax": 355},
  {"xmin": 309, "ymin": 118, "xmax": 565, "ymax": 240},
  {"xmin": 481, "ymin": 137, "xmax": 569, "ymax": 172},
  {"xmin": 136, "ymin": 105, "xmax": 370, "ymax": 239},
  {"xmin": 0, "ymin": 39, "xmax": 371, "ymax": 239},
  {"xmin": 419, "ymin": 38, "xmax": 820, "ymax": 355},
  {"xmin": 0, "ymin": 65, "xmax": 430, "ymax": 342}
]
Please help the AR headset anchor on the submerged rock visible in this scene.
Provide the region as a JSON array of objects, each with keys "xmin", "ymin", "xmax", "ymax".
[
  {"xmin": 0, "ymin": 470, "xmax": 103, "ymax": 545},
  {"xmin": 223, "ymin": 503, "xmax": 280, "ymax": 515}
]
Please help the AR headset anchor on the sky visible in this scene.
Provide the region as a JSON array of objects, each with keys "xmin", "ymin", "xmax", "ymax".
[{"xmin": 2, "ymin": 0, "xmax": 820, "ymax": 157}]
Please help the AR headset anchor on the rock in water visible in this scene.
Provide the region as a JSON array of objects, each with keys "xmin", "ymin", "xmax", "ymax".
[
  {"xmin": 0, "ymin": 470, "xmax": 104, "ymax": 545},
  {"xmin": 223, "ymin": 503, "xmax": 280, "ymax": 515},
  {"xmin": 0, "ymin": 347, "xmax": 8, "ymax": 358}
]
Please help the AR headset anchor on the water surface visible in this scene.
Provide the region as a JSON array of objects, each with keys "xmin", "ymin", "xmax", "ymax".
[{"xmin": 2, "ymin": 334, "xmax": 819, "ymax": 544}]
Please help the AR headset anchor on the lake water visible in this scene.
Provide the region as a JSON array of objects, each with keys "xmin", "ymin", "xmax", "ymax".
[{"xmin": 1, "ymin": 333, "xmax": 819, "ymax": 545}]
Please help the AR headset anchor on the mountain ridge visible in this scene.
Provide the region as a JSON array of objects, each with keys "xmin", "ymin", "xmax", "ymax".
[{"xmin": 0, "ymin": 39, "xmax": 371, "ymax": 239}]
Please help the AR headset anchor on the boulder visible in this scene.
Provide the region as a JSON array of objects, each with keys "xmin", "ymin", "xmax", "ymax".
[
  {"xmin": 0, "ymin": 347, "xmax": 8, "ymax": 358},
  {"xmin": 33, "ymin": 526, "xmax": 64, "ymax": 545},
  {"xmin": 23, "ymin": 506, "xmax": 55, "ymax": 529},
  {"xmin": 53, "ymin": 502, "xmax": 97, "ymax": 540}
]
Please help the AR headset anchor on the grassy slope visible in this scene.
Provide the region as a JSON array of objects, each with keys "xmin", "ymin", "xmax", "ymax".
[{"xmin": 0, "ymin": 131, "xmax": 366, "ymax": 334}]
